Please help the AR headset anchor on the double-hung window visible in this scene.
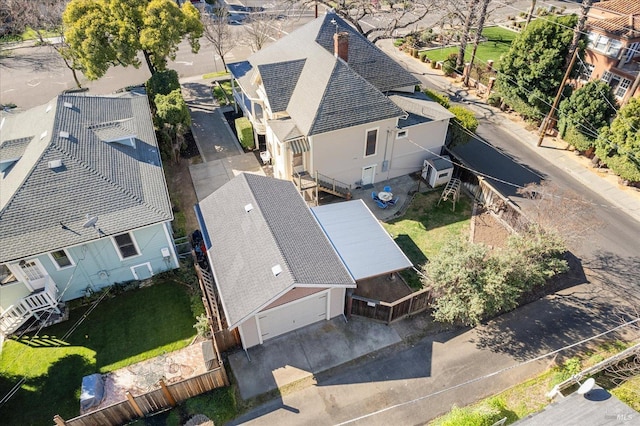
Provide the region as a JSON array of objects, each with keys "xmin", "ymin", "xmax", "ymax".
[
  {"xmin": 114, "ymin": 233, "xmax": 139, "ymax": 259},
  {"xmin": 364, "ymin": 129, "xmax": 378, "ymax": 157},
  {"xmin": 50, "ymin": 249, "xmax": 74, "ymax": 269}
]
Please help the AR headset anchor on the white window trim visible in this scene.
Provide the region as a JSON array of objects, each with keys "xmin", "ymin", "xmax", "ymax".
[
  {"xmin": 47, "ymin": 249, "xmax": 75, "ymax": 270},
  {"xmin": 111, "ymin": 232, "xmax": 142, "ymax": 261},
  {"xmin": 396, "ymin": 129, "xmax": 408, "ymax": 139},
  {"xmin": 364, "ymin": 127, "xmax": 379, "ymax": 158},
  {"xmin": 130, "ymin": 262, "xmax": 153, "ymax": 280}
]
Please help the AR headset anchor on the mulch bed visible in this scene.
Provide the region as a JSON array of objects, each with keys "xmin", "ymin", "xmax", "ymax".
[{"xmin": 354, "ymin": 272, "xmax": 413, "ymax": 303}]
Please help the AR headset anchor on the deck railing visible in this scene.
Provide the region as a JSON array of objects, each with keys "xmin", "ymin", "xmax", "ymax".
[{"xmin": 0, "ymin": 276, "xmax": 59, "ymax": 336}]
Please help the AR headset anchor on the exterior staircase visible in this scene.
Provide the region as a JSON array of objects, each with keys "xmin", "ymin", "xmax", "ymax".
[
  {"xmin": 0, "ymin": 277, "xmax": 60, "ymax": 337},
  {"xmin": 316, "ymin": 172, "xmax": 352, "ymax": 200}
]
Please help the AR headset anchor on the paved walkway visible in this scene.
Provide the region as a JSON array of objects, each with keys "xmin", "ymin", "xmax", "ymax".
[{"xmin": 378, "ymin": 39, "xmax": 640, "ymax": 225}]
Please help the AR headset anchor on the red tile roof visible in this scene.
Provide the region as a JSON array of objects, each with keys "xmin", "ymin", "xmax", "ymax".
[{"xmin": 593, "ymin": 0, "xmax": 640, "ymax": 15}]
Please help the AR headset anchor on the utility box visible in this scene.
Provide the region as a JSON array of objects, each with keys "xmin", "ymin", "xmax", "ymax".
[{"xmin": 422, "ymin": 156, "xmax": 453, "ymax": 188}]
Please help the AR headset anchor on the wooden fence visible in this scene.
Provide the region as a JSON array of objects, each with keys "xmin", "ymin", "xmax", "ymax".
[
  {"xmin": 54, "ymin": 367, "xmax": 228, "ymax": 426},
  {"xmin": 349, "ymin": 288, "xmax": 432, "ymax": 324}
]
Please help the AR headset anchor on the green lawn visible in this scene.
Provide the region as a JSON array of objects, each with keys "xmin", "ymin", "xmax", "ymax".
[
  {"xmin": 422, "ymin": 26, "xmax": 517, "ymax": 67},
  {"xmin": 0, "ymin": 279, "xmax": 196, "ymax": 425},
  {"xmin": 212, "ymin": 80, "xmax": 234, "ymax": 106},
  {"xmin": 383, "ymin": 191, "xmax": 472, "ymax": 289}
]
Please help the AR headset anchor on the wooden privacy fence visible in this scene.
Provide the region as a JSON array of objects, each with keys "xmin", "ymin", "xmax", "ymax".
[
  {"xmin": 349, "ymin": 288, "xmax": 432, "ymax": 324},
  {"xmin": 54, "ymin": 367, "xmax": 228, "ymax": 426}
]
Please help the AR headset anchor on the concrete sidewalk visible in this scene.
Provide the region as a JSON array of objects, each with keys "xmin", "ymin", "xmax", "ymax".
[{"xmin": 378, "ymin": 39, "xmax": 640, "ymax": 225}]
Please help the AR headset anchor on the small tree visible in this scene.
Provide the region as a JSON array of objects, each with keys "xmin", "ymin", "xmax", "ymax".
[
  {"xmin": 595, "ymin": 97, "xmax": 640, "ymax": 183},
  {"xmin": 242, "ymin": 12, "xmax": 278, "ymax": 52},
  {"xmin": 558, "ymin": 80, "xmax": 617, "ymax": 150},
  {"xmin": 154, "ymin": 89, "xmax": 191, "ymax": 163},
  {"xmin": 146, "ymin": 69, "xmax": 181, "ymax": 103},
  {"xmin": 202, "ymin": 5, "xmax": 237, "ymax": 71}
]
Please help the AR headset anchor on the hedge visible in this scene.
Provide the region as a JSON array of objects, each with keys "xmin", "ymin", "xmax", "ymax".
[{"xmin": 235, "ymin": 117, "xmax": 254, "ymax": 150}]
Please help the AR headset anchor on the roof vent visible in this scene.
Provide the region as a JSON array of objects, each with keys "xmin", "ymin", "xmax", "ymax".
[
  {"xmin": 244, "ymin": 203, "xmax": 254, "ymax": 213},
  {"xmin": 48, "ymin": 159, "xmax": 63, "ymax": 169},
  {"xmin": 63, "ymin": 102, "xmax": 73, "ymax": 109},
  {"xmin": 40, "ymin": 131, "xmax": 48, "ymax": 140},
  {"xmin": 59, "ymin": 131, "xmax": 70, "ymax": 139},
  {"xmin": 271, "ymin": 264, "xmax": 282, "ymax": 277}
]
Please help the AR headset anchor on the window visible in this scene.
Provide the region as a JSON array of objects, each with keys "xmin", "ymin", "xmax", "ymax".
[
  {"xmin": 19, "ymin": 260, "xmax": 44, "ymax": 281},
  {"xmin": 0, "ymin": 264, "xmax": 17, "ymax": 285},
  {"xmin": 579, "ymin": 63, "xmax": 595, "ymax": 81},
  {"xmin": 396, "ymin": 130, "xmax": 407, "ymax": 139},
  {"xmin": 114, "ymin": 233, "xmax": 139, "ymax": 259},
  {"xmin": 594, "ymin": 35, "xmax": 609, "ymax": 52},
  {"xmin": 615, "ymin": 78, "xmax": 632, "ymax": 98},
  {"xmin": 601, "ymin": 71, "xmax": 612, "ymax": 83},
  {"xmin": 606, "ymin": 39, "xmax": 622, "ymax": 57},
  {"xmin": 623, "ymin": 42, "xmax": 640, "ymax": 64},
  {"xmin": 50, "ymin": 249, "xmax": 73, "ymax": 269},
  {"xmin": 365, "ymin": 129, "xmax": 378, "ymax": 157}
]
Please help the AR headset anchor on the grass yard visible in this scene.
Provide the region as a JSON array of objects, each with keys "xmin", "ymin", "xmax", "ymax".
[
  {"xmin": 212, "ymin": 80, "xmax": 234, "ymax": 106},
  {"xmin": 383, "ymin": 191, "xmax": 472, "ymax": 289},
  {"xmin": 422, "ymin": 26, "xmax": 517, "ymax": 67},
  {"xmin": 0, "ymin": 279, "xmax": 196, "ymax": 425}
]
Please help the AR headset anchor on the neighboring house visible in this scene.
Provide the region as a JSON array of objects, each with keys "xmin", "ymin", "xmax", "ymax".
[
  {"xmin": 581, "ymin": 0, "xmax": 640, "ymax": 104},
  {"xmin": 195, "ymin": 173, "xmax": 412, "ymax": 350},
  {"xmin": 0, "ymin": 94, "xmax": 179, "ymax": 336},
  {"xmin": 228, "ymin": 11, "xmax": 453, "ymax": 201}
]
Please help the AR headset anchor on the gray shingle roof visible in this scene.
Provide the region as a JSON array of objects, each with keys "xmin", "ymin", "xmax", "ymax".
[
  {"xmin": 0, "ymin": 94, "xmax": 173, "ymax": 263},
  {"xmin": 227, "ymin": 11, "xmax": 419, "ymax": 138},
  {"xmin": 0, "ymin": 137, "xmax": 33, "ymax": 162},
  {"xmin": 267, "ymin": 118, "xmax": 304, "ymax": 142},
  {"xmin": 258, "ymin": 59, "xmax": 306, "ymax": 113},
  {"xmin": 197, "ymin": 174, "xmax": 355, "ymax": 328},
  {"xmin": 314, "ymin": 14, "xmax": 420, "ymax": 92}
]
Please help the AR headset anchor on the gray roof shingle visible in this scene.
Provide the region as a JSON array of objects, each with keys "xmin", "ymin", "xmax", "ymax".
[
  {"xmin": 198, "ymin": 174, "xmax": 355, "ymax": 328},
  {"xmin": 0, "ymin": 94, "xmax": 173, "ymax": 263},
  {"xmin": 258, "ymin": 59, "xmax": 306, "ymax": 113}
]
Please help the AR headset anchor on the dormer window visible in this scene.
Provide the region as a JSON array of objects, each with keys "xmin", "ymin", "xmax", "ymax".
[{"xmin": 106, "ymin": 136, "xmax": 136, "ymax": 149}]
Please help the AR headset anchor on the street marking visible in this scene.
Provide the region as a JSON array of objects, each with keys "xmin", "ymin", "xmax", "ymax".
[
  {"xmin": 2, "ymin": 89, "xmax": 16, "ymax": 93},
  {"xmin": 176, "ymin": 61, "xmax": 193, "ymax": 66},
  {"xmin": 27, "ymin": 81, "xmax": 41, "ymax": 87}
]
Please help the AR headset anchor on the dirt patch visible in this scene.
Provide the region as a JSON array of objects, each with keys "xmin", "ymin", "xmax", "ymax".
[
  {"xmin": 472, "ymin": 209, "xmax": 511, "ymax": 249},
  {"xmin": 354, "ymin": 273, "xmax": 413, "ymax": 303}
]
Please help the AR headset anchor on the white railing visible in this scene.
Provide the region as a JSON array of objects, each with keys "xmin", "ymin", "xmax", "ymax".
[{"xmin": 0, "ymin": 276, "xmax": 59, "ymax": 336}]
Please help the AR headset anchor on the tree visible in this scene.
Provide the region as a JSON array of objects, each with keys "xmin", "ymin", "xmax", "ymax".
[
  {"xmin": 424, "ymin": 232, "xmax": 567, "ymax": 326},
  {"xmin": 595, "ymin": 98, "xmax": 640, "ymax": 183},
  {"xmin": 497, "ymin": 14, "xmax": 577, "ymax": 121},
  {"xmin": 242, "ymin": 11, "xmax": 279, "ymax": 52},
  {"xmin": 154, "ymin": 88, "xmax": 191, "ymax": 164},
  {"xmin": 456, "ymin": 0, "xmax": 479, "ymax": 70},
  {"xmin": 558, "ymin": 80, "xmax": 617, "ymax": 150},
  {"xmin": 447, "ymin": 105, "xmax": 479, "ymax": 146},
  {"xmin": 202, "ymin": 5, "xmax": 237, "ymax": 70},
  {"xmin": 463, "ymin": 0, "xmax": 490, "ymax": 87},
  {"xmin": 63, "ymin": 0, "xmax": 203, "ymax": 80},
  {"xmin": 293, "ymin": 0, "xmax": 441, "ymax": 43}
]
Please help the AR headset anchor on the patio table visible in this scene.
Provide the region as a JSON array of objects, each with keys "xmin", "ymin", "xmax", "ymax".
[{"xmin": 378, "ymin": 191, "xmax": 393, "ymax": 202}]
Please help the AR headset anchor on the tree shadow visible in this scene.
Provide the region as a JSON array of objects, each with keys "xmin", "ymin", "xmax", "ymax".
[{"xmin": 471, "ymin": 251, "xmax": 640, "ymax": 361}]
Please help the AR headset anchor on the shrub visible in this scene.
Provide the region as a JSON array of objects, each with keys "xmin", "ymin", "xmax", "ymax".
[
  {"xmin": 235, "ymin": 117, "xmax": 255, "ymax": 150},
  {"xmin": 154, "ymin": 89, "xmax": 191, "ymax": 129},
  {"xmin": 442, "ymin": 53, "xmax": 458, "ymax": 76},
  {"xmin": 487, "ymin": 93, "xmax": 502, "ymax": 107},
  {"xmin": 562, "ymin": 125, "xmax": 594, "ymax": 152},
  {"xmin": 447, "ymin": 105, "xmax": 479, "ymax": 146},
  {"xmin": 424, "ymin": 88, "xmax": 451, "ymax": 109},
  {"xmin": 393, "ymin": 38, "xmax": 405, "ymax": 47}
]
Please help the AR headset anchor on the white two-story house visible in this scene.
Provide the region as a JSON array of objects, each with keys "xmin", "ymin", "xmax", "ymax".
[{"xmin": 228, "ymin": 11, "xmax": 453, "ymax": 201}]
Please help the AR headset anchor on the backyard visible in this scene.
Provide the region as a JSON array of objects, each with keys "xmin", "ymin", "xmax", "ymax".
[
  {"xmin": 0, "ymin": 275, "xmax": 198, "ymax": 425},
  {"xmin": 383, "ymin": 190, "xmax": 473, "ymax": 289},
  {"xmin": 420, "ymin": 26, "xmax": 517, "ymax": 67}
]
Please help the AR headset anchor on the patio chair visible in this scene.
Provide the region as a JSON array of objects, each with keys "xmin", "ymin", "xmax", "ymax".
[
  {"xmin": 387, "ymin": 197, "xmax": 399, "ymax": 206},
  {"xmin": 371, "ymin": 191, "xmax": 379, "ymax": 201},
  {"xmin": 383, "ymin": 185, "xmax": 392, "ymax": 193},
  {"xmin": 375, "ymin": 199, "xmax": 388, "ymax": 209}
]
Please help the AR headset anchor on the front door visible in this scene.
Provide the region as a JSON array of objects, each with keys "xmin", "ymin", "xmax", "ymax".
[
  {"xmin": 19, "ymin": 259, "xmax": 47, "ymax": 291},
  {"xmin": 362, "ymin": 165, "xmax": 376, "ymax": 186}
]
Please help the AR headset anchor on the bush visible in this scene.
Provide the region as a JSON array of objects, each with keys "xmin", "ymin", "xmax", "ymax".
[
  {"xmin": 424, "ymin": 88, "xmax": 451, "ymax": 109},
  {"xmin": 235, "ymin": 117, "xmax": 255, "ymax": 150},
  {"xmin": 442, "ymin": 53, "xmax": 458, "ymax": 76},
  {"xmin": 146, "ymin": 70, "xmax": 180, "ymax": 104},
  {"xmin": 562, "ymin": 125, "xmax": 594, "ymax": 152},
  {"xmin": 487, "ymin": 93, "xmax": 502, "ymax": 107},
  {"xmin": 393, "ymin": 38, "xmax": 405, "ymax": 47},
  {"xmin": 447, "ymin": 105, "xmax": 479, "ymax": 146},
  {"xmin": 154, "ymin": 89, "xmax": 191, "ymax": 129}
]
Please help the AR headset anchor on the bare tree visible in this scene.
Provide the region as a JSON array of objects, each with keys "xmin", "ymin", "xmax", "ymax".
[
  {"xmin": 456, "ymin": 0, "xmax": 479, "ymax": 70},
  {"xmin": 463, "ymin": 0, "xmax": 489, "ymax": 86},
  {"xmin": 202, "ymin": 5, "xmax": 237, "ymax": 71},
  {"xmin": 525, "ymin": 0, "xmax": 536, "ymax": 29},
  {"xmin": 243, "ymin": 12, "xmax": 279, "ymax": 52},
  {"xmin": 517, "ymin": 182, "xmax": 603, "ymax": 250}
]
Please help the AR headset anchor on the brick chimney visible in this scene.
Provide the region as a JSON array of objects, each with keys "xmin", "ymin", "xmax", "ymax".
[{"xmin": 334, "ymin": 31, "xmax": 349, "ymax": 62}]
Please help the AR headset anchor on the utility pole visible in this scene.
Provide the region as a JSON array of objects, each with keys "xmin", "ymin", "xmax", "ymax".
[{"xmin": 537, "ymin": 48, "xmax": 578, "ymax": 146}]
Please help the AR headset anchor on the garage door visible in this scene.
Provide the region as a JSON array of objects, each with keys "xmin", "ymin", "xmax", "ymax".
[{"xmin": 258, "ymin": 292, "xmax": 328, "ymax": 341}]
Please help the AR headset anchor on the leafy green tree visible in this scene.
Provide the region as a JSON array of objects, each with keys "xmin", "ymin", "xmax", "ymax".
[
  {"xmin": 155, "ymin": 89, "xmax": 191, "ymax": 129},
  {"xmin": 595, "ymin": 97, "xmax": 640, "ymax": 183},
  {"xmin": 497, "ymin": 14, "xmax": 578, "ymax": 120},
  {"xmin": 424, "ymin": 231, "xmax": 567, "ymax": 326},
  {"xmin": 146, "ymin": 69, "xmax": 181, "ymax": 103},
  {"xmin": 558, "ymin": 81, "xmax": 617, "ymax": 150},
  {"xmin": 63, "ymin": 0, "xmax": 203, "ymax": 80}
]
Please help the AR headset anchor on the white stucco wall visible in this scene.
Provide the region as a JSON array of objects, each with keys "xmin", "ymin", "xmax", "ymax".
[{"xmin": 390, "ymin": 119, "xmax": 450, "ymax": 177}]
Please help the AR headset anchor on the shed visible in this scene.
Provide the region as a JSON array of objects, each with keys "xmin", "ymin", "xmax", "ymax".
[{"xmin": 422, "ymin": 156, "xmax": 454, "ymax": 188}]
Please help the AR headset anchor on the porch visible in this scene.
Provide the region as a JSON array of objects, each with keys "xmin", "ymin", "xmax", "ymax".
[{"xmin": 0, "ymin": 276, "xmax": 60, "ymax": 337}]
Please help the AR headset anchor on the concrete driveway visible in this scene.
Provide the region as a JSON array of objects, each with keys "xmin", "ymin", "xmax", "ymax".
[{"xmin": 228, "ymin": 316, "xmax": 401, "ymax": 400}]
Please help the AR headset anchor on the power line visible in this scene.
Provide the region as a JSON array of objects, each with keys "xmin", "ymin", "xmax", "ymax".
[{"xmin": 335, "ymin": 316, "xmax": 640, "ymax": 425}]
